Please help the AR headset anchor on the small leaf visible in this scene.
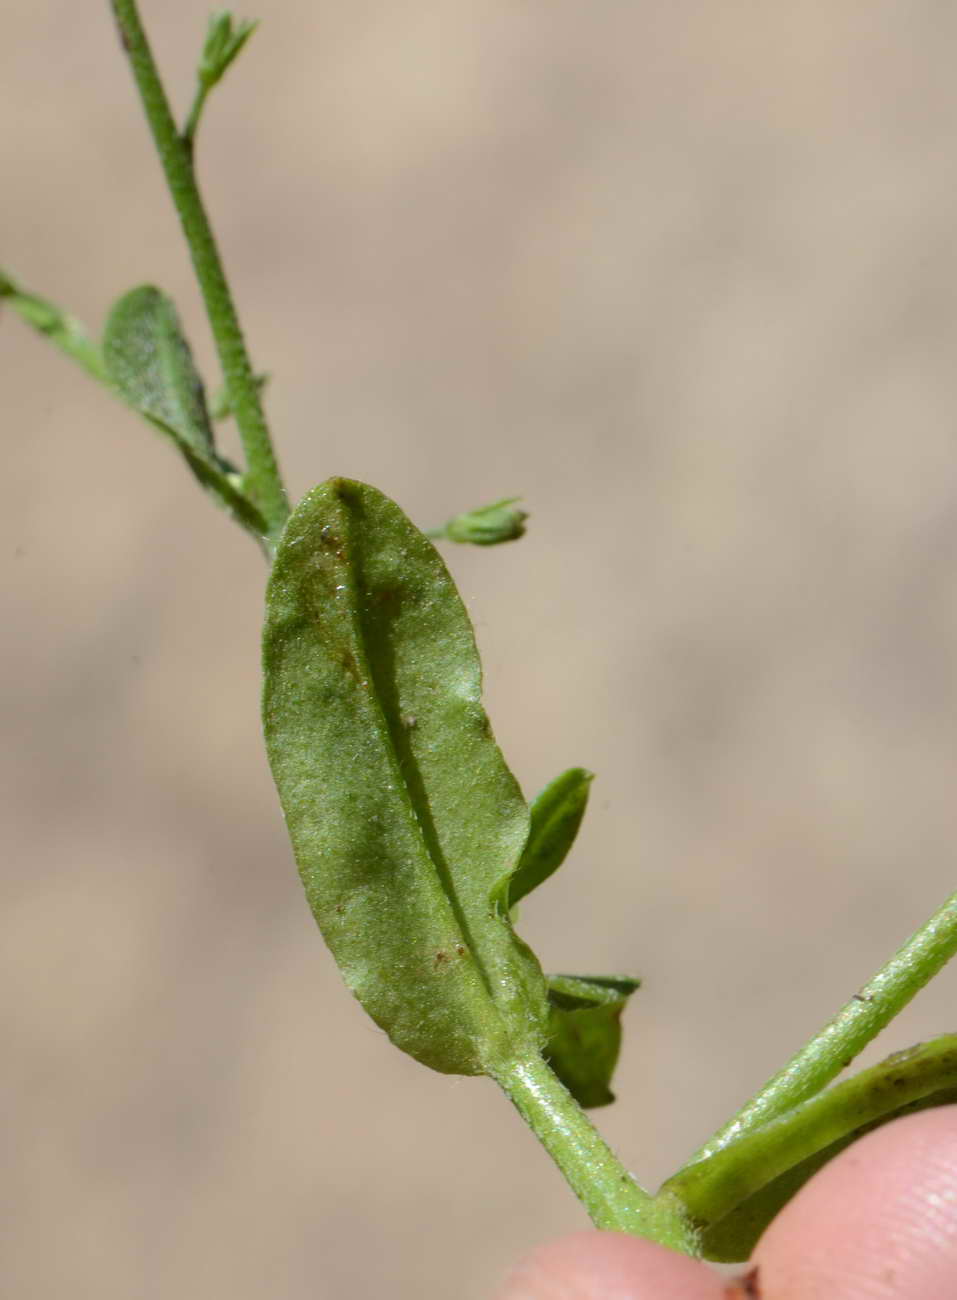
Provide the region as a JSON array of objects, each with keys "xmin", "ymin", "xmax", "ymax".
[
  {"xmin": 103, "ymin": 285, "xmax": 215, "ymax": 456},
  {"xmin": 496, "ymin": 767, "xmax": 593, "ymax": 910},
  {"xmin": 432, "ymin": 497, "xmax": 528, "ymax": 546},
  {"xmin": 262, "ymin": 478, "xmax": 549, "ymax": 1075},
  {"xmin": 545, "ymin": 974, "xmax": 639, "ymax": 1108},
  {"xmin": 102, "ymin": 285, "xmax": 268, "ymax": 543},
  {"xmin": 662, "ymin": 1035, "xmax": 957, "ymax": 1262}
]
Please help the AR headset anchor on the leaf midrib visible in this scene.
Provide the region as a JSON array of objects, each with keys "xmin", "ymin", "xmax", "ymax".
[{"xmin": 338, "ymin": 493, "xmax": 499, "ymax": 1007}]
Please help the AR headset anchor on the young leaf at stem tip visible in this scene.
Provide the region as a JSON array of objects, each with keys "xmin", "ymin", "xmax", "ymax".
[
  {"xmin": 494, "ymin": 767, "xmax": 594, "ymax": 911},
  {"xmin": 199, "ymin": 11, "xmax": 258, "ymax": 91},
  {"xmin": 262, "ymin": 477, "xmax": 550, "ymax": 1076},
  {"xmin": 184, "ymin": 11, "xmax": 259, "ymax": 145},
  {"xmin": 661, "ymin": 1034, "xmax": 957, "ymax": 1262},
  {"xmin": 545, "ymin": 974, "xmax": 640, "ymax": 1108}
]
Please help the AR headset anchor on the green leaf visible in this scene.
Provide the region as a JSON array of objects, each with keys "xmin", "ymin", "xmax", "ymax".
[
  {"xmin": 662, "ymin": 1035, "xmax": 957, "ymax": 1263},
  {"xmin": 102, "ymin": 285, "xmax": 268, "ymax": 543},
  {"xmin": 1, "ymin": 270, "xmax": 107, "ymax": 381},
  {"xmin": 545, "ymin": 974, "xmax": 640, "ymax": 1108},
  {"xmin": 262, "ymin": 478, "xmax": 549, "ymax": 1075},
  {"xmin": 103, "ymin": 285, "xmax": 215, "ymax": 456},
  {"xmin": 495, "ymin": 767, "xmax": 593, "ymax": 910}
]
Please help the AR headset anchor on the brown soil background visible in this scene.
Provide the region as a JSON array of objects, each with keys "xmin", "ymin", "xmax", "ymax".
[{"xmin": 5, "ymin": 3, "xmax": 957, "ymax": 1297}]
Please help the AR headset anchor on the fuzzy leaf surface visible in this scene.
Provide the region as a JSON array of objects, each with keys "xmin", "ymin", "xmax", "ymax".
[
  {"xmin": 545, "ymin": 974, "xmax": 639, "ymax": 1108},
  {"xmin": 103, "ymin": 285, "xmax": 215, "ymax": 455},
  {"xmin": 102, "ymin": 285, "xmax": 268, "ymax": 541},
  {"xmin": 262, "ymin": 478, "xmax": 549, "ymax": 1074}
]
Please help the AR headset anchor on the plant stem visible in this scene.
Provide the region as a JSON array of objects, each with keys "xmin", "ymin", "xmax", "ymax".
[
  {"xmin": 182, "ymin": 84, "xmax": 210, "ymax": 150},
  {"xmin": 687, "ymin": 889, "xmax": 957, "ymax": 1166},
  {"xmin": 665, "ymin": 1034, "xmax": 957, "ymax": 1233},
  {"xmin": 110, "ymin": 0, "xmax": 289, "ymax": 540},
  {"xmin": 492, "ymin": 1054, "xmax": 699, "ymax": 1254},
  {"xmin": 1, "ymin": 275, "xmax": 107, "ymax": 383}
]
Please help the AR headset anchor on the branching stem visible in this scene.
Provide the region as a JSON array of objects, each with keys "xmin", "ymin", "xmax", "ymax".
[
  {"xmin": 492, "ymin": 1054, "xmax": 699, "ymax": 1254},
  {"xmin": 687, "ymin": 889, "xmax": 957, "ymax": 1166},
  {"xmin": 182, "ymin": 83, "xmax": 211, "ymax": 151},
  {"xmin": 110, "ymin": 0, "xmax": 289, "ymax": 540}
]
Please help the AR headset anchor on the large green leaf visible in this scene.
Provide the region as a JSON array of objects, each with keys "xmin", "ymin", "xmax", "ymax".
[
  {"xmin": 545, "ymin": 974, "xmax": 640, "ymax": 1108},
  {"xmin": 662, "ymin": 1036, "xmax": 957, "ymax": 1262},
  {"xmin": 496, "ymin": 767, "xmax": 593, "ymax": 910},
  {"xmin": 262, "ymin": 478, "xmax": 549, "ymax": 1075},
  {"xmin": 102, "ymin": 285, "xmax": 268, "ymax": 541}
]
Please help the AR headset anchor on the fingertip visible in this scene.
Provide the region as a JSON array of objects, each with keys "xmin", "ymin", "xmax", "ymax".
[
  {"xmin": 753, "ymin": 1104, "xmax": 957, "ymax": 1299},
  {"xmin": 495, "ymin": 1230, "xmax": 726, "ymax": 1300}
]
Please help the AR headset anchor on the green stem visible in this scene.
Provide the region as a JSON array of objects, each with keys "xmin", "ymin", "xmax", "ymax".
[
  {"xmin": 1, "ymin": 276, "xmax": 107, "ymax": 383},
  {"xmin": 182, "ymin": 83, "xmax": 210, "ymax": 150},
  {"xmin": 110, "ymin": 0, "xmax": 288, "ymax": 539},
  {"xmin": 665, "ymin": 1034, "xmax": 957, "ymax": 1234},
  {"xmin": 492, "ymin": 1054, "xmax": 699, "ymax": 1254},
  {"xmin": 687, "ymin": 889, "xmax": 957, "ymax": 1166}
]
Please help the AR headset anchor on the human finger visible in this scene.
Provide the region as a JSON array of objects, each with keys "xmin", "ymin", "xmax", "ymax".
[
  {"xmin": 751, "ymin": 1104, "xmax": 957, "ymax": 1299},
  {"xmin": 494, "ymin": 1228, "xmax": 727, "ymax": 1300}
]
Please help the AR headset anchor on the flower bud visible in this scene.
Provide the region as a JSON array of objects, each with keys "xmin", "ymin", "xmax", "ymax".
[
  {"xmin": 199, "ymin": 12, "xmax": 257, "ymax": 91},
  {"xmin": 443, "ymin": 497, "xmax": 528, "ymax": 545}
]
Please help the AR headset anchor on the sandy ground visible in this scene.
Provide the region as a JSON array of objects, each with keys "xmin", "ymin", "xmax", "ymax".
[{"xmin": 5, "ymin": 3, "xmax": 957, "ymax": 1297}]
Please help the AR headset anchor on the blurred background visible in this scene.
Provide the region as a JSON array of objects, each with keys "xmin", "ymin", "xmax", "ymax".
[{"xmin": 6, "ymin": 2, "xmax": 957, "ymax": 1296}]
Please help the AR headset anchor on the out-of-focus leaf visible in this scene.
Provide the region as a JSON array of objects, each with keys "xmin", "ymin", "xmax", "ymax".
[
  {"xmin": 262, "ymin": 478, "xmax": 549, "ymax": 1075},
  {"xmin": 103, "ymin": 285, "xmax": 215, "ymax": 455},
  {"xmin": 102, "ymin": 285, "xmax": 268, "ymax": 542},
  {"xmin": 545, "ymin": 974, "xmax": 640, "ymax": 1108}
]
